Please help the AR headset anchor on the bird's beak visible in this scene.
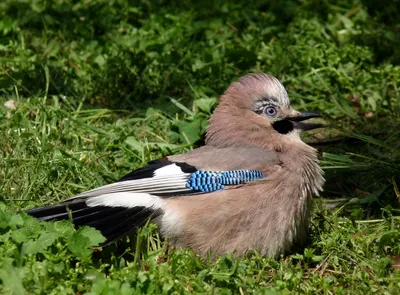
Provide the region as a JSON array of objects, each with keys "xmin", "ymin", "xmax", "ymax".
[{"xmin": 287, "ymin": 111, "xmax": 324, "ymax": 131}]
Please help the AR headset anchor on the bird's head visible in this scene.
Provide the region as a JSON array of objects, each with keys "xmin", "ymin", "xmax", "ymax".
[{"xmin": 206, "ymin": 73, "xmax": 323, "ymax": 150}]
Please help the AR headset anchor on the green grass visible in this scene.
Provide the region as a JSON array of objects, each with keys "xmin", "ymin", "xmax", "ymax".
[{"xmin": 1, "ymin": 0, "xmax": 400, "ymax": 293}]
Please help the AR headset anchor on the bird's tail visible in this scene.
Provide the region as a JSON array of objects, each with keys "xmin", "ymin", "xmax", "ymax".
[{"xmin": 26, "ymin": 199, "xmax": 159, "ymax": 246}]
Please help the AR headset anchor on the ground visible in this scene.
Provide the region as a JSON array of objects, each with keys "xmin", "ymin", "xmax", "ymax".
[{"xmin": 1, "ymin": 0, "xmax": 400, "ymax": 294}]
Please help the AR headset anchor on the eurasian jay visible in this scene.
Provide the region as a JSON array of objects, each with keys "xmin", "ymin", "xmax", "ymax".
[{"xmin": 27, "ymin": 73, "xmax": 325, "ymax": 258}]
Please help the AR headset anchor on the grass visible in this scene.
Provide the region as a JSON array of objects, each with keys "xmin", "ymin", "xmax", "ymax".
[{"xmin": 1, "ymin": 0, "xmax": 400, "ymax": 293}]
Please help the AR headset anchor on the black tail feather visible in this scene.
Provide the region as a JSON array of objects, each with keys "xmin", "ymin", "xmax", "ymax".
[
  {"xmin": 25, "ymin": 199, "xmax": 159, "ymax": 246},
  {"xmin": 26, "ymin": 199, "xmax": 87, "ymax": 220},
  {"xmin": 100, "ymin": 208, "xmax": 155, "ymax": 246},
  {"xmin": 84, "ymin": 206, "xmax": 144, "ymax": 229},
  {"xmin": 101, "ymin": 208, "xmax": 151, "ymax": 237},
  {"xmin": 72, "ymin": 207, "xmax": 127, "ymax": 227}
]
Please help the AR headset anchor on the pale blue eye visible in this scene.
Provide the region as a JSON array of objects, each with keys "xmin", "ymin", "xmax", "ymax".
[{"xmin": 264, "ymin": 106, "xmax": 277, "ymax": 117}]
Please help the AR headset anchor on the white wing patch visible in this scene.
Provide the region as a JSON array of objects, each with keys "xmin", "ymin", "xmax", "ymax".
[
  {"xmin": 85, "ymin": 192, "xmax": 166, "ymax": 210},
  {"xmin": 153, "ymin": 163, "xmax": 184, "ymax": 176}
]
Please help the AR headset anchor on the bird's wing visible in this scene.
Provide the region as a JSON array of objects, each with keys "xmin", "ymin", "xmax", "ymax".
[
  {"xmin": 73, "ymin": 145, "xmax": 279, "ymax": 198},
  {"xmin": 26, "ymin": 146, "xmax": 279, "ymax": 245},
  {"xmin": 74, "ymin": 160, "xmax": 198, "ymax": 198}
]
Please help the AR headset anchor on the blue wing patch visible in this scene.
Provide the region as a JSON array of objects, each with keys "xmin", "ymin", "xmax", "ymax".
[{"xmin": 186, "ymin": 170, "xmax": 267, "ymax": 192}]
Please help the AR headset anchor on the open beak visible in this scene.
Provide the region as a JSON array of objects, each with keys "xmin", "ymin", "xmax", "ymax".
[{"xmin": 287, "ymin": 111, "xmax": 324, "ymax": 131}]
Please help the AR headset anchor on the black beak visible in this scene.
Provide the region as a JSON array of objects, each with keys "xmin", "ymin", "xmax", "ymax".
[{"xmin": 287, "ymin": 111, "xmax": 323, "ymax": 131}]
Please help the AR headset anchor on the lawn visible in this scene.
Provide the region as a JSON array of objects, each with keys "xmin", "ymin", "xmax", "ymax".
[{"xmin": 1, "ymin": 0, "xmax": 400, "ymax": 294}]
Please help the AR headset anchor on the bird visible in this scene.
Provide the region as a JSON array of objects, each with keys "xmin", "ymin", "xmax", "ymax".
[{"xmin": 26, "ymin": 73, "xmax": 325, "ymax": 258}]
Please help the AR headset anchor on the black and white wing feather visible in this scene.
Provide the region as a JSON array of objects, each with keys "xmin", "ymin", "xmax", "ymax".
[{"xmin": 75, "ymin": 160, "xmax": 197, "ymax": 198}]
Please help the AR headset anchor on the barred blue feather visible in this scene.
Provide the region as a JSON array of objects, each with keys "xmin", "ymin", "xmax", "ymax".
[{"xmin": 186, "ymin": 170, "xmax": 267, "ymax": 192}]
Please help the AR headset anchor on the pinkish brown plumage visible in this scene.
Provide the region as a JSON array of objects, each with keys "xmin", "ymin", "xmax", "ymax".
[{"xmin": 27, "ymin": 73, "xmax": 325, "ymax": 258}]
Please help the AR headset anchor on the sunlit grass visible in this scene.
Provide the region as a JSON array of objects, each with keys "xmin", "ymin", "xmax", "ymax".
[{"xmin": 1, "ymin": 0, "xmax": 400, "ymax": 293}]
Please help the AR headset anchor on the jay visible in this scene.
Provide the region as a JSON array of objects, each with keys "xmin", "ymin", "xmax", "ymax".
[{"xmin": 27, "ymin": 73, "xmax": 325, "ymax": 258}]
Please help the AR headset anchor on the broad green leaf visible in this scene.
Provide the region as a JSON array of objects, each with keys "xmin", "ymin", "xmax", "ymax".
[
  {"xmin": 66, "ymin": 231, "xmax": 93, "ymax": 258},
  {"xmin": 78, "ymin": 226, "xmax": 106, "ymax": 246},
  {"xmin": 175, "ymin": 118, "xmax": 206, "ymax": 144},
  {"xmin": 23, "ymin": 232, "xmax": 58, "ymax": 254},
  {"xmin": 0, "ymin": 264, "xmax": 25, "ymax": 295},
  {"xmin": 195, "ymin": 98, "xmax": 216, "ymax": 113},
  {"xmin": 125, "ymin": 136, "xmax": 144, "ymax": 152}
]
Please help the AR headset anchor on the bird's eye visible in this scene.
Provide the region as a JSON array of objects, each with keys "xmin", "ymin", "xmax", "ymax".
[{"xmin": 264, "ymin": 106, "xmax": 277, "ymax": 117}]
